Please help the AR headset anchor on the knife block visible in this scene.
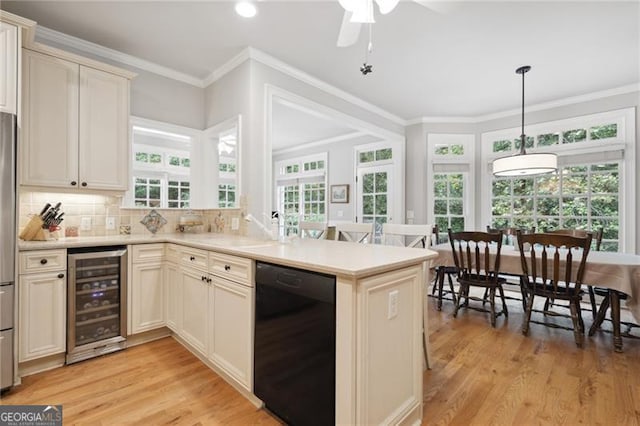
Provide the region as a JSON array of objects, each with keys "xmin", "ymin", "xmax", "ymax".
[{"xmin": 19, "ymin": 215, "xmax": 46, "ymax": 241}]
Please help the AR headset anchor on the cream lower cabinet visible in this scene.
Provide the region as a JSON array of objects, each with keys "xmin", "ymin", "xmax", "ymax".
[
  {"xmin": 208, "ymin": 276, "xmax": 253, "ymax": 390},
  {"xmin": 130, "ymin": 244, "xmax": 165, "ymax": 334},
  {"xmin": 180, "ymin": 266, "xmax": 209, "ymax": 355},
  {"xmin": 18, "ymin": 250, "xmax": 67, "ymax": 362},
  {"xmin": 21, "ymin": 48, "xmax": 131, "ymax": 190}
]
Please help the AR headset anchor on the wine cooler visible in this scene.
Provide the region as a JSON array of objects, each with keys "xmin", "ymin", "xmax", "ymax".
[{"xmin": 67, "ymin": 246, "xmax": 128, "ymax": 364}]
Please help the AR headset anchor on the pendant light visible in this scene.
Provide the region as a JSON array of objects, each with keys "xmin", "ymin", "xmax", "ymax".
[{"xmin": 492, "ymin": 66, "xmax": 557, "ymax": 177}]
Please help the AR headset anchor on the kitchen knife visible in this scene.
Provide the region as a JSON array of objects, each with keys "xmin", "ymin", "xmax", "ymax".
[{"xmin": 39, "ymin": 203, "xmax": 51, "ymax": 217}]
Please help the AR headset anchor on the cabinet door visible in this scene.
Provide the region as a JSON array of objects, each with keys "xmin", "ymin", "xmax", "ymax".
[
  {"xmin": 21, "ymin": 49, "xmax": 79, "ymax": 188},
  {"xmin": 130, "ymin": 262, "xmax": 165, "ymax": 334},
  {"xmin": 164, "ymin": 261, "xmax": 181, "ymax": 333},
  {"xmin": 180, "ymin": 267, "xmax": 208, "ymax": 355},
  {"xmin": 19, "ymin": 271, "xmax": 66, "ymax": 361},
  {"xmin": 78, "ymin": 66, "xmax": 129, "ymax": 190},
  {"xmin": 209, "ymin": 277, "xmax": 253, "ymax": 390},
  {"xmin": 0, "ymin": 22, "xmax": 18, "ymax": 114}
]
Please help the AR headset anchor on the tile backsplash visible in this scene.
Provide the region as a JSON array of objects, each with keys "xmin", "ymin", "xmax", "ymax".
[{"xmin": 18, "ymin": 190, "xmax": 247, "ymax": 238}]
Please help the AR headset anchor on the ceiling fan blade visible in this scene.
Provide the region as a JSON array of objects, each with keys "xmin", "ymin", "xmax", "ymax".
[
  {"xmin": 375, "ymin": 0, "xmax": 400, "ymax": 15},
  {"xmin": 413, "ymin": 0, "xmax": 459, "ymax": 14},
  {"xmin": 337, "ymin": 11, "xmax": 362, "ymax": 47}
]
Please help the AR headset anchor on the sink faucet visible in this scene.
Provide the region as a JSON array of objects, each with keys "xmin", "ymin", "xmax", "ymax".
[{"xmin": 244, "ymin": 214, "xmax": 278, "ymax": 240}]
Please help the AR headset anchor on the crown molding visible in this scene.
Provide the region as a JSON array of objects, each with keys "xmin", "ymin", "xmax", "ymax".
[
  {"xmin": 36, "ymin": 26, "xmax": 203, "ymax": 87},
  {"xmin": 201, "ymin": 48, "xmax": 251, "ymax": 87},
  {"xmin": 409, "ymin": 83, "xmax": 640, "ymax": 125},
  {"xmin": 273, "ymin": 131, "xmax": 366, "ymax": 156}
]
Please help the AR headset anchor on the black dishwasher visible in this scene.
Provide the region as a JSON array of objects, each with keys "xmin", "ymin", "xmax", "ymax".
[{"xmin": 254, "ymin": 261, "xmax": 336, "ymax": 426}]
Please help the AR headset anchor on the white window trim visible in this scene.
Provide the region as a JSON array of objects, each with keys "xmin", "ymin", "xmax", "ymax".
[
  {"xmin": 480, "ymin": 108, "xmax": 635, "ymax": 252},
  {"xmin": 426, "ymin": 134, "xmax": 475, "ymax": 230}
]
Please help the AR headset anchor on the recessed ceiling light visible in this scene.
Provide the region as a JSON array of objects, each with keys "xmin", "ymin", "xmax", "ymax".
[{"xmin": 235, "ymin": 2, "xmax": 257, "ymax": 18}]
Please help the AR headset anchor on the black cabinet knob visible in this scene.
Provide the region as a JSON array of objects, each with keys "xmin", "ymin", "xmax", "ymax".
[
  {"xmin": 40, "ymin": 258, "xmax": 48, "ymax": 265},
  {"xmin": 190, "ymin": 256, "xmax": 195, "ymax": 261},
  {"xmin": 207, "ymin": 278, "xmax": 212, "ymax": 283},
  {"xmin": 224, "ymin": 265, "xmax": 231, "ymax": 271},
  {"xmin": 71, "ymin": 181, "xmax": 77, "ymax": 186},
  {"xmin": 81, "ymin": 182, "xmax": 87, "ymax": 187},
  {"xmin": 201, "ymin": 276, "xmax": 206, "ymax": 281},
  {"xmin": 57, "ymin": 273, "xmax": 64, "ymax": 279}
]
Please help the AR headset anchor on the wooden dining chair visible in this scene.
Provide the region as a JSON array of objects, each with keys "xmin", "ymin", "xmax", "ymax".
[
  {"xmin": 485, "ymin": 226, "xmax": 535, "ymax": 310},
  {"xmin": 448, "ymin": 230, "xmax": 508, "ymax": 327},
  {"xmin": 299, "ymin": 221, "xmax": 328, "ymax": 239},
  {"xmin": 381, "ymin": 223, "xmax": 433, "ymax": 368},
  {"xmin": 545, "ymin": 228, "xmax": 603, "ymax": 320},
  {"xmin": 516, "ymin": 231, "xmax": 592, "ymax": 347},
  {"xmin": 333, "ymin": 222, "xmax": 374, "ymax": 244},
  {"xmin": 430, "ymin": 224, "xmax": 457, "ymax": 310}
]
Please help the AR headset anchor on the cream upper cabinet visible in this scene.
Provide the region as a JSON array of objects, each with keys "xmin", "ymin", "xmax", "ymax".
[
  {"xmin": 0, "ymin": 22, "xmax": 18, "ymax": 114},
  {"xmin": 21, "ymin": 48, "xmax": 131, "ymax": 191}
]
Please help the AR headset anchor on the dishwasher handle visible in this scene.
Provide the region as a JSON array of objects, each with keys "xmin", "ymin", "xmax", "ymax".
[
  {"xmin": 256, "ymin": 262, "xmax": 335, "ymax": 304},
  {"xmin": 276, "ymin": 272, "xmax": 302, "ymax": 288}
]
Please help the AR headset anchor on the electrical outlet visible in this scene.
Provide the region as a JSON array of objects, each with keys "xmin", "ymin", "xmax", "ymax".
[
  {"xmin": 80, "ymin": 217, "xmax": 92, "ymax": 231},
  {"xmin": 388, "ymin": 290, "xmax": 399, "ymax": 319},
  {"xmin": 106, "ymin": 216, "xmax": 116, "ymax": 230},
  {"xmin": 231, "ymin": 217, "xmax": 240, "ymax": 230}
]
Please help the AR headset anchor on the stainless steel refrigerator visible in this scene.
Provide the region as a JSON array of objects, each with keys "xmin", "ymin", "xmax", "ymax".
[{"xmin": 0, "ymin": 111, "xmax": 16, "ymax": 391}]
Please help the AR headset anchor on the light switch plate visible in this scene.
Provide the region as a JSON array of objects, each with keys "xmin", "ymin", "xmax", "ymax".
[
  {"xmin": 231, "ymin": 217, "xmax": 240, "ymax": 230},
  {"xmin": 388, "ymin": 290, "xmax": 399, "ymax": 319}
]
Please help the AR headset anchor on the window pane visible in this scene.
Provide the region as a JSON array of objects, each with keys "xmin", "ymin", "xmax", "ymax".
[
  {"xmin": 537, "ymin": 133, "xmax": 559, "ymax": 146},
  {"xmin": 362, "ymin": 174, "xmax": 374, "ymax": 194},
  {"xmin": 493, "ymin": 140, "xmax": 512, "ymax": 153},
  {"xmin": 536, "ymin": 197, "xmax": 559, "ymax": 216},
  {"xmin": 169, "ymin": 156, "xmax": 180, "ymax": 166},
  {"xmin": 449, "ymin": 199, "xmax": 463, "ymax": 215},
  {"xmin": 150, "ymin": 154, "xmax": 162, "ymax": 163},
  {"xmin": 492, "ymin": 180, "xmax": 510, "ymax": 197},
  {"xmin": 363, "ymin": 195, "xmax": 374, "ymax": 215},
  {"xmin": 375, "ymin": 172, "xmax": 387, "ymax": 192},
  {"xmin": 434, "ymin": 178, "xmax": 447, "ymax": 197},
  {"xmin": 375, "ymin": 148, "xmax": 392, "ymax": 160},
  {"xmin": 435, "ymin": 145, "xmax": 449, "ymax": 155},
  {"xmin": 434, "ymin": 199, "xmax": 447, "ymax": 215},
  {"xmin": 562, "ymin": 128, "xmax": 587, "ymax": 143},
  {"xmin": 449, "ymin": 175, "xmax": 463, "ymax": 197},
  {"xmin": 359, "ymin": 151, "xmax": 374, "ymax": 163},
  {"xmin": 590, "ymin": 123, "xmax": 617, "ymax": 140},
  {"xmin": 136, "ymin": 152, "xmax": 148, "ymax": 162},
  {"xmin": 450, "ymin": 217, "xmax": 464, "ymax": 232},
  {"xmin": 375, "ymin": 195, "xmax": 387, "ymax": 215},
  {"xmin": 450, "ymin": 144, "xmax": 464, "ymax": 155}
]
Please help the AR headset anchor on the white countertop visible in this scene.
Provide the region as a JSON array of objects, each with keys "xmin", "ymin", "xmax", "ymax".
[{"xmin": 19, "ymin": 233, "xmax": 437, "ymax": 278}]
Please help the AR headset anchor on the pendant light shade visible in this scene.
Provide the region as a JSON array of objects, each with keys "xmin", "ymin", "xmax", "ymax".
[{"xmin": 492, "ymin": 66, "xmax": 557, "ymax": 177}]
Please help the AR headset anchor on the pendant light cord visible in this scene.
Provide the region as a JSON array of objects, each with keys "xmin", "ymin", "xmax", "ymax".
[{"xmin": 516, "ymin": 65, "xmax": 531, "ymax": 156}]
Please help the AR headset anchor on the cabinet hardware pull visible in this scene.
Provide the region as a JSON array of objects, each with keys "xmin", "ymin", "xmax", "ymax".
[
  {"xmin": 57, "ymin": 273, "xmax": 64, "ymax": 279},
  {"xmin": 40, "ymin": 258, "xmax": 48, "ymax": 265},
  {"xmin": 81, "ymin": 182, "xmax": 87, "ymax": 187},
  {"xmin": 224, "ymin": 265, "xmax": 231, "ymax": 271},
  {"xmin": 207, "ymin": 278, "xmax": 212, "ymax": 283},
  {"xmin": 190, "ymin": 256, "xmax": 195, "ymax": 261},
  {"xmin": 201, "ymin": 276, "xmax": 206, "ymax": 281},
  {"xmin": 71, "ymin": 181, "xmax": 77, "ymax": 186}
]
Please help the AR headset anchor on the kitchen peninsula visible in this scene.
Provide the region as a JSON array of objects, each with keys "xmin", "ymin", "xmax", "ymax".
[{"xmin": 18, "ymin": 233, "xmax": 437, "ymax": 425}]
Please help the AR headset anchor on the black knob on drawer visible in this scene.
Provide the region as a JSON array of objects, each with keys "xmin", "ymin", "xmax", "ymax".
[
  {"xmin": 207, "ymin": 278, "xmax": 212, "ymax": 283},
  {"xmin": 40, "ymin": 258, "xmax": 48, "ymax": 265},
  {"xmin": 201, "ymin": 276, "xmax": 205, "ymax": 281},
  {"xmin": 71, "ymin": 181, "xmax": 77, "ymax": 186},
  {"xmin": 190, "ymin": 256, "xmax": 195, "ymax": 261},
  {"xmin": 224, "ymin": 265, "xmax": 231, "ymax": 271},
  {"xmin": 81, "ymin": 182, "xmax": 87, "ymax": 187},
  {"xmin": 57, "ymin": 273, "xmax": 64, "ymax": 279}
]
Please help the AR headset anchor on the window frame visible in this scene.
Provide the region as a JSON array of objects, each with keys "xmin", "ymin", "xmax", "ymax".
[{"xmin": 426, "ymin": 134, "xmax": 475, "ymax": 238}]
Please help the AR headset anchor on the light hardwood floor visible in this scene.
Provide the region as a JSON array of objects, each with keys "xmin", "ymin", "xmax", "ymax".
[{"xmin": 1, "ymin": 294, "xmax": 638, "ymax": 425}]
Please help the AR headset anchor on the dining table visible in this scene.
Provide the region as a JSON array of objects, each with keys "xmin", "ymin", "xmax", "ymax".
[{"xmin": 431, "ymin": 242, "xmax": 640, "ymax": 351}]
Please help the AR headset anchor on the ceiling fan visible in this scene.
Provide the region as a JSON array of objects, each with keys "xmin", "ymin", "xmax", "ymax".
[{"xmin": 337, "ymin": 0, "xmax": 454, "ymax": 47}]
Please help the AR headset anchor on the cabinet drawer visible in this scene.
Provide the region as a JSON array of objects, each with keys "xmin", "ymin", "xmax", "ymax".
[
  {"xmin": 180, "ymin": 247, "xmax": 208, "ymax": 271},
  {"xmin": 209, "ymin": 252, "xmax": 253, "ymax": 286},
  {"xmin": 19, "ymin": 249, "xmax": 66, "ymax": 274},
  {"xmin": 131, "ymin": 244, "xmax": 165, "ymax": 263}
]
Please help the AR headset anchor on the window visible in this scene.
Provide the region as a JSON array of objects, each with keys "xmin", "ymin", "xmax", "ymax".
[
  {"xmin": 128, "ymin": 117, "xmax": 196, "ymax": 208},
  {"xmin": 275, "ymin": 153, "xmax": 328, "ymax": 236},
  {"xmin": 482, "ymin": 108, "xmax": 634, "ymax": 252},
  {"xmin": 355, "ymin": 140, "xmax": 404, "ymax": 243},
  {"xmin": 427, "ymin": 134, "xmax": 475, "ymax": 243},
  {"xmin": 217, "ymin": 126, "xmax": 238, "ymax": 208}
]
